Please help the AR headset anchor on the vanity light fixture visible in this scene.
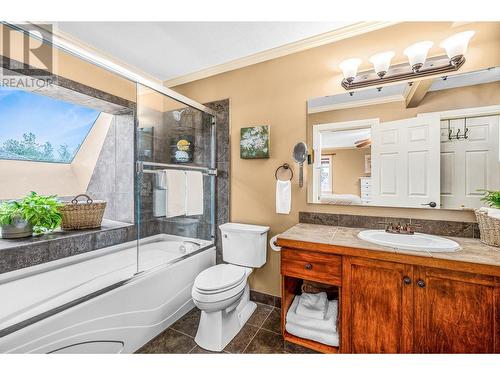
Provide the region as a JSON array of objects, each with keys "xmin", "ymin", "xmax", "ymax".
[
  {"xmin": 403, "ymin": 41, "xmax": 433, "ymax": 72},
  {"xmin": 340, "ymin": 31, "xmax": 474, "ymax": 90},
  {"xmin": 339, "ymin": 58, "xmax": 362, "ymax": 84},
  {"xmin": 440, "ymin": 30, "xmax": 475, "ymax": 66},
  {"xmin": 369, "ymin": 51, "xmax": 395, "ymax": 78}
]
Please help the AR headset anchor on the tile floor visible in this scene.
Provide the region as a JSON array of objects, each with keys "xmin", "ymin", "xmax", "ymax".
[{"xmin": 136, "ymin": 303, "xmax": 318, "ymax": 354}]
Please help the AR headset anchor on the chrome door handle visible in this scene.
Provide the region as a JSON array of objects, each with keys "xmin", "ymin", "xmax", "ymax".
[{"xmin": 304, "ymin": 263, "xmax": 313, "ymax": 270}]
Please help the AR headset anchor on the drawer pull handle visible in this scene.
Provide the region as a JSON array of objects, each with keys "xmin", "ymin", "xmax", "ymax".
[
  {"xmin": 403, "ymin": 276, "xmax": 411, "ymax": 285},
  {"xmin": 304, "ymin": 263, "xmax": 313, "ymax": 270},
  {"xmin": 417, "ymin": 279, "xmax": 426, "ymax": 288}
]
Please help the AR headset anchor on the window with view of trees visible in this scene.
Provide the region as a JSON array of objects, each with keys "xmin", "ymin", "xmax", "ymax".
[{"xmin": 0, "ymin": 87, "xmax": 100, "ymax": 163}]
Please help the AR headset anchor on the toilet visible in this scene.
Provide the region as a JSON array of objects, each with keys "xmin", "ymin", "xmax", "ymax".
[{"xmin": 191, "ymin": 222, "xmax": 270, "ymax": 352}]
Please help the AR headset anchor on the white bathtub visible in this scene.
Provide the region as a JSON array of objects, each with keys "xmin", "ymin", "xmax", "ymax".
[{"xmin": 0, "ymin": 234, "xmax": 215, "ymax": 353}]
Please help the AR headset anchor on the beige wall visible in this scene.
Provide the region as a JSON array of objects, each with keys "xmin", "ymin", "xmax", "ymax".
[
  {"xmin": 173, "ymin": 22, "xmax": 500, "ymax": 297},
  {"xmin": 322, "ymin": 148, "xmax": 370, "ymax": 195},
  {"xmin": 0, "ymin": 114, "xmax": 112, "ymax": 200}
]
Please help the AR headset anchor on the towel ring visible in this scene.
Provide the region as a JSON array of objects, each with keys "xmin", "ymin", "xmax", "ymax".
[{"xmin": 275, "ymin": 163, "xmax": 293, "ymax": 181}]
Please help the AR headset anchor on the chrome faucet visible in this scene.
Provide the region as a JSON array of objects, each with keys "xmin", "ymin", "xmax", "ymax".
[{"xmin": 383, "ymin": 222, "xmax": 419, "ymax": 235}]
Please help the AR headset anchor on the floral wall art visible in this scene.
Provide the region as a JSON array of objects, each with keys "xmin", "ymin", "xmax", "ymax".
[{"xmin": 240, "ymin": 125, "xmax": 270, "ymax": 159}]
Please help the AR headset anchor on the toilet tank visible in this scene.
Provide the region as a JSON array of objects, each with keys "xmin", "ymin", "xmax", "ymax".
[{"xmin": 219, "ymin": 223, "xmax": 270, "ymax": 268}]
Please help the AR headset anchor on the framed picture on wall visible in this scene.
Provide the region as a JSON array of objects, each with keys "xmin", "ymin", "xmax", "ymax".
[
  {"xmin": 240, "ymin": 125, "xmax": 270, "ymax": 159},
  {"xmin": 365, "ymin": 154, "xmax": 372, "ymax": 174}
]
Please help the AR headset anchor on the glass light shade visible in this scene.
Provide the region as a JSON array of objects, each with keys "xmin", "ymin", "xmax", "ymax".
[
  {"xmin": 368, "ymin": 51, "xmax": 395, "ymax": 77},
  {"xmin": 440, "ymin": 31, "xmax": 475, "ymax": 62},
  {"xmin": 403, "ymin": 41, "xmax": 433, "ymax": 72},
  {"xmin": 339, "ymin": 58, "xmax": 362, "ymax": 82}
]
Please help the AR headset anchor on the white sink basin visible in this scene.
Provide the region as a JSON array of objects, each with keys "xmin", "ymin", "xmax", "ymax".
[{"xmin": 357, "ymin": 230, "xmax": 460, "ymax": 253}]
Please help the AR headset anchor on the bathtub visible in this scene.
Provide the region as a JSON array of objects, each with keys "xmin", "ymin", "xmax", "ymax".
[{"xmin": 0, "ymin": 233, "xmax": 215, "ymax": 353}]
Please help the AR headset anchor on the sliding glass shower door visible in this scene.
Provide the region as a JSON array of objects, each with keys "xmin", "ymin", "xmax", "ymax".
[{"xmin": 135, "ymin": 83, "xmax": 216, "ymax": 273}]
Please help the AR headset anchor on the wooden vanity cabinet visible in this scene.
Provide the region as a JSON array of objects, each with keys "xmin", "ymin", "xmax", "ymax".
[
  {"xmin": 413, "ymin": 267, "xmax": 499, "ymax": 353},
  {"xmin": 281, "ymin": 245, "xmax": 500, "ymax": 354},
  {"xmin": 341, "ymin": 257, "xmax": 413, "ymax": 353},
  {"xmin": 342, "ymin": 257, "xmax": 500, "ymax": 353}
]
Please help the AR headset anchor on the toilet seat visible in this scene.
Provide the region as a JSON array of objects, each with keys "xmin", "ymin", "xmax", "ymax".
[
  {"xmin": 194, "ymin": 264, "xmax": 246, "ymax": 293},
  {"xmin": 192, "ymin": 264, "xmax": 249, "ymax": 304}
]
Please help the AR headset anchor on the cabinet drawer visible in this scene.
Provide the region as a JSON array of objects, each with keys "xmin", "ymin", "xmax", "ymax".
[{"xmin": 281, "ymin": 248, "xmax": 342, "ymax": 285}]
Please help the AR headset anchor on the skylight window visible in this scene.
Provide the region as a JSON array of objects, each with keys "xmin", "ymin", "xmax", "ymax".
[{"xmin": 0, "ymin": 87, "xmax": 100, "ymax": 163}]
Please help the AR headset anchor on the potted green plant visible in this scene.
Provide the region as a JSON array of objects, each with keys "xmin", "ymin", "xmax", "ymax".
[
  {"xmin": 480, "ymin": 190, "xmax": 500, "ymax": 216},
  {"xmin": 0, "ymin": 192, "xmax": 63, "ymax": 239}
]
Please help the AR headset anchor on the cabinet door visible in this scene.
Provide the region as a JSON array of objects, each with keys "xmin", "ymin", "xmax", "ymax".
[
  {"xmin": 414, "ymin": 267, "xmax": 499, "ymax": 353},
  {"xmin": 342, "ymin": 257, "xmax": 413, "ymax": 353}
]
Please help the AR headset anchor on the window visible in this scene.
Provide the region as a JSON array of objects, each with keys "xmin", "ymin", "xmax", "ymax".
[
  {"xmin": 320, "ymin": 155, "xmax": 333, "ymax": 194},
  {"xmin": 0, "ymin": 87, "xmax": 100, "ymax": 163}
]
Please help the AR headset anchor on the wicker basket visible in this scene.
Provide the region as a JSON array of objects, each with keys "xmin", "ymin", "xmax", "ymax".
[
  {"xmin": 60, "ymin": 194, "xmax": 106, "ymax": 230},
  {"xmin": 475, "ymin": 209, "xmax": 500, "ymax": 247}
]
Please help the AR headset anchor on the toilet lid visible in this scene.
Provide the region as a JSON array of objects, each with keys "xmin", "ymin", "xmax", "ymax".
[{"xmin": 194, "ymin": 264, "xmax": 246, "ymax": 292}]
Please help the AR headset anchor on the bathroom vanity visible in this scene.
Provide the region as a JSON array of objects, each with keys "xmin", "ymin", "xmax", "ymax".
[{"xmin": 277, "ymin": 223, "xmax": 500, "ymax": 354}]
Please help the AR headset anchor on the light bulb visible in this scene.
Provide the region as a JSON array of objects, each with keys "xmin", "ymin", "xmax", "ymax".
[
  {"xmin": 440, "ymin": 31, "xmax": 475, "ymax": 65},
  {"xmin": 403, "ymin": 41, "xmax": 433, "ymax": 72},
  {"xmin": 369, "ymin": 51, "xmax": 395, "ymax": 78},
  {"xmin": 339, "ymin": 58, "xmax": 362, "ymax": 83}
]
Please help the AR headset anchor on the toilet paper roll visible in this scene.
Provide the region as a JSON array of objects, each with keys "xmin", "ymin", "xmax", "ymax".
[{"xmin": 270, "ymin": 234, "xmax": 281, "ymax": 252}]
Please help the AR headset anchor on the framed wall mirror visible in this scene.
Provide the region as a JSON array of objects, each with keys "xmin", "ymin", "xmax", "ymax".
[{"xmin": 307, "ymin": 66, "xmax": 500, "ymax": 210}]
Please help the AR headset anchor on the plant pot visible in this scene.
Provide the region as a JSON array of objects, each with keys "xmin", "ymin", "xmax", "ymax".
[{"xmin": 0, "ymin": 217, "xmax": 33, "ymax": 239}]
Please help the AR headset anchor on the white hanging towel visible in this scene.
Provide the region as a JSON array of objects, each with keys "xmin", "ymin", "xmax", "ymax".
[
  {"xmin": 185, "ymin": 171, "xmax": 204, "ymax": 216},
  {"xmin": 165, "ymin": 169, "xmax": 186, "ymax": 218},
  {"xmin": 276, "ymin": 180, "xmax": 291, "ymax": 214}
]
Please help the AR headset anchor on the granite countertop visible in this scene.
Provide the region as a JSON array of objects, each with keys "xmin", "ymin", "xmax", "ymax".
[{"xmin": 278, "ymin": 223, "xmax": 500, "ymax": 271}]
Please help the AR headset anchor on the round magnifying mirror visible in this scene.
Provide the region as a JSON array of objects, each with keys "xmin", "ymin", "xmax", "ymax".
[{"xmin": 292, "ymin": 142, "xmax": 308, "ymax": 187}]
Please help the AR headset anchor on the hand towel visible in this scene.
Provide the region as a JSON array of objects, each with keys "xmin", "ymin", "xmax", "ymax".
[
  {"xmin": 185, "ymin": 171, "xmax": 204, "ymax": 216},
  {"xmin": 296, "ymin": 292, "xmax": 328, "ymax": 320},
  {"xmin": 287, "ymin": 295, "xmax": 338, "ymax": 332},
  {"xmin": 165, "ymin": 169, "xmax": 186, "ymax": 218},
  {"xmin": 276, "ymin": 180, "xmax": 291, "ymax": 214},
  {"xmin": 285, "ymin": 321, "xmax": 339, "ymax": 347}
]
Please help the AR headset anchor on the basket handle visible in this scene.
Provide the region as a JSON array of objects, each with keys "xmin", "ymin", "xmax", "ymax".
[{"xmin": 71, "ymin": 194, "xmax": 93, "ymax": 204}]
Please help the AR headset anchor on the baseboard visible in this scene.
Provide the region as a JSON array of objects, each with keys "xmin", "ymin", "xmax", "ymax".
[{"xmin": 249, "ymin": 290, "xmax": 281, "ymax": 308}]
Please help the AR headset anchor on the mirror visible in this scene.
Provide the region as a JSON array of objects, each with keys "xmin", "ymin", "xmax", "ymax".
[{"xmin": 307, "ymin": 67, "xmax": 500, "ymax": 210}]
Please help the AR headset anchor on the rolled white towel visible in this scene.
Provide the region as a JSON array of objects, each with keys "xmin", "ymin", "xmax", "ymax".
[
  {"xmin": 285, "ymin": 321, "xmax": 339, "ymax": 347},
  {"xmin": 296, "ymin": 292, "xmax": 328, "ymax": 320},
  {"xmin": 287, "ymin": 295, "xmax": 338, "ymax": 332}
]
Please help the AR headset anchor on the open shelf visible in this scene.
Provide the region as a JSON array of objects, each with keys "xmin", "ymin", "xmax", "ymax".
[
  {"xmin": 281, "ymin": 275, "xmax": 341, "ymax": 354},
  {"xmin": 284, "ymin": 331, "xmax": 339, "ymax": 354}
]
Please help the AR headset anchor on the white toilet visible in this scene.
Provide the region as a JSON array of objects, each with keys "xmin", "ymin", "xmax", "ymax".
[{"xmin": 191, "ymin": 222, "xmax": 270, "ymax": 352}]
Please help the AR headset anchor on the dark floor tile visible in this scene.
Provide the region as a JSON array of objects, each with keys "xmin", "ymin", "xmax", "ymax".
[
  {"xmin": 247, "ymin": 303, "xmax": 273, "ymax": 327},
  {"xmin": 170, "ymin": 308, "xmax": 201, "ymax": 337},
  {"xmin": 243, "ymin": 329, "xmax": 286, "ymax": 354},
  {"xmin": 137, "ymin": 329, "xmax": 196, "ymax": 354},
  {"xmin": 261, "ymin": 308, "xmax": 281, "ymax": 334},
  {"xmin": 284, "ymin": 341, "xmax": 319, "ymax": 354},
  {"xmin": 224, "ymin": 324, "xmax": 259, "ymax": 353},
  {"xmin": 274, "ymin": 297, "xmax": 282, "ymax": 308}
]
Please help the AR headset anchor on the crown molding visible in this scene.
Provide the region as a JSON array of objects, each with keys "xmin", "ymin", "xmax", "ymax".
[
  {"xmin": 164, "ymin": 21, "xmax": 400, "ymax": 87},
  {"xmin": 308, "ymin": 94, "xmax": 405, "ymax": 113}
]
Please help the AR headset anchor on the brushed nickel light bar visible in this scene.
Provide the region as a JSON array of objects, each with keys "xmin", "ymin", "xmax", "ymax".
[
  {"xmin": 339, "ymin": 30, "xmax": 475, "ymax": 91},
  {"xmin": 341, "ymin": 54, "xmax": 465, "ymax": 90}
]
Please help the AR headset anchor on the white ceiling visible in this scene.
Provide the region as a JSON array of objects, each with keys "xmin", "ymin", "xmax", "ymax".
[
  {"xmin": 322, "ymin": 128, "xmax": 371, "ymax": 149},
  {"xmin": 56, "ymin": 22, "xmax": 354, "ymax": 82}
]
